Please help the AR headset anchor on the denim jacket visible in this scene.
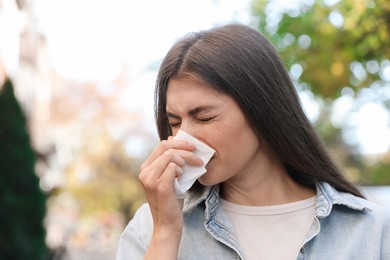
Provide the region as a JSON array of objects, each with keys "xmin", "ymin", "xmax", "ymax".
[{"xmin": 117, "ymin": 182, "xmax": 390, "ymax": 259}]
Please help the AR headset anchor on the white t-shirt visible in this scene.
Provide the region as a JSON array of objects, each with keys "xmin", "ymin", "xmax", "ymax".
[{"xmin": 220, "ymin": 196, "xmax": 316, "ymax": 260}]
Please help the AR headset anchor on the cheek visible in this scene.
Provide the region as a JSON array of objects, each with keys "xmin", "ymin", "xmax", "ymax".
[
  {"xmin": 211, "ymin": 124, "xmax": 246, "ymax": 157},
  {"xmin": 220, "ymin": 123, "xmax": 259, "ymax": 160}
]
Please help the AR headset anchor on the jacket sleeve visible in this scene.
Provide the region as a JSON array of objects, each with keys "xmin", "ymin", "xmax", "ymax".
[
  {"xmin": 116, "ymin": 203, "xmax": 153, "ymax": 260},
  {"xmin": 381, "ymin": 206, "xmax": 390, "ymax": 259}
]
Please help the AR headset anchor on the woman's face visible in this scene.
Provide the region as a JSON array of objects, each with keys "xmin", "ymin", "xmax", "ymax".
[{"xmin": 166, "ymin": 77, "xmax": 266, "ymax": 186}]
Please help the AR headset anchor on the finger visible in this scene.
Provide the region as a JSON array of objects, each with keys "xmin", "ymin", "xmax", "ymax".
[
  {"xmin": 141, "ymin": 139, "xmax": 196, "ymax": 171},
  {"xmin": 139, "ymin": 150, "xmax": 186, "ymax": 184},
  {"xmin": 175, "ymin": 165, "xmax": 184, "ymax": 177},
  {"xmin": 171, "ymin": 149, "xmax": 203, "ymax": 166},
  {"xmin": 160, "ymin": 162, "xmax": 180, "ymax": 185},
  {"xmin": 155, "ymin": 162, "xmax": 178, "ymax": 195}
]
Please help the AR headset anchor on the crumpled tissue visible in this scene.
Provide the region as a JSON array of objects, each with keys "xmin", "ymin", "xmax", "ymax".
[{"xmin": 173, "ymin": 130, "xmax": 215, "ymax": 199}]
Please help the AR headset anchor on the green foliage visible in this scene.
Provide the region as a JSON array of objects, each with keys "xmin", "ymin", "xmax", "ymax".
[
  {"xmin": 252, "ymin": 0, "xmax": 390, "ymax": 98},
  {"xmin": 0, "ymin": 79, "xmax": 47, "ymax": 259},
  {"xmin": 362, "ymin": 159, "xmax": 390, "ymax": 185},
  {"xmin": 251, "ymin": 0, "xmax": 390, "ymax": 185}
]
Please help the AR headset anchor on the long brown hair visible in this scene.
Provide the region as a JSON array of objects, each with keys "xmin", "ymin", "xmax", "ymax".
[{"xmin": 155, "ymin": 23, "xmax": 364, "ymax": 198}]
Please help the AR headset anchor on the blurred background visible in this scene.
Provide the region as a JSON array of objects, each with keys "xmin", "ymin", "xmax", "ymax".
[{"xmin": 0, "ymin": 0, "xmax": 389, "ymax": 259}]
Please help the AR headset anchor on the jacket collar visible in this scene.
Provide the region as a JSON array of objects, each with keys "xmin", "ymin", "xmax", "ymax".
[
  {"xmin": 183, "ymin": 185, "xmax": 215, "ymax": 213},
  {"xmin": 315, "ymin": 182, "xmax": 371, "ymax": 217},
  {"xmin": 182, "ymin": 182, "xmax": 371, "ymax": 217}
]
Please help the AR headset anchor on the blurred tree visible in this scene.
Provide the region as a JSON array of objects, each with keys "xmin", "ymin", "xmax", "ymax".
[
  {"xmin": 252, "ymin": 0, "xmax": 390, "ymax": 97},
  {"xmin": 0, "ymin": 79, "xmax": 47, "ymax": 259},
  {"xmin": 251, "ymin": 0, "xmax": 390, "ymax": 185},
  {"xmin": 43, "ymin": 77, "xmax": 148, "ymax": 223},
  {"xmin": 65, "ymin": 130, "xmax": 146, "ymax": 223},
  {"xmin": 361, "ymin": 151, "xmax": 390, "ymax": 185}
]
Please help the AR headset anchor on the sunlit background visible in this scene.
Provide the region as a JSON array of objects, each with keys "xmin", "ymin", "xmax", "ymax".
[{"xmin": 1, "ymin": 0, "xmax": 389, "ymax": 258}]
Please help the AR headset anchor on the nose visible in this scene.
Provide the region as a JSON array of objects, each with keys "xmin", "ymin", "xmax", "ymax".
[
  {"xmin": 178, "ymin": 121, "xmax": 198, "ymax": 138},
  {"xmin": 179, "ymin": 125, "xmax": 193, "ymax": 136},
  {"xmin": 177, "ymin": 124, "xmax": 209, "ymax": 149}
]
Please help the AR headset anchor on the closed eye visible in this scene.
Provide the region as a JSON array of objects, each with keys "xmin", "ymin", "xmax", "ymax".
[
  {"xmin": 168, "ymin": 121, "xmax": 181, "ymax": 127},
  {"xmin": 166, "ymin": 112, "xmax": 181, "ymax": 128},
  {"xmin": 197, "ymin": 116, "xmax": 216, "ymax": 122}
]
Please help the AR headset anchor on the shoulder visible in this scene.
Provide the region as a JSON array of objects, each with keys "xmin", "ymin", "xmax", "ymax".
[
  {"xmin": 129, "ymin": 203, "xmax": 153, "ymax": 227},
  {"xmin": 359, "ymin": 187, "xmax": 390, "ymax": 221},
  {"xmin": 328, "ymin": 191, "xmax": 390, "ymax": 234},
  {"xmin": 358, "ymin": 198, "xmax": 390, "ymax": 256},
  {"xmin": 355, "ymin": 195, "xmax": 390, "ymax": 217},
  {"xmin": 117, "ymin": 203, "xmax": 153, "ymax": 259},
  {"xmin": 358, "ymin": 197, "xmax": 390, "ymax": 225},
  {"xmin": 124, "ymin": 203, "xmax": 153, "ymax": 240}
]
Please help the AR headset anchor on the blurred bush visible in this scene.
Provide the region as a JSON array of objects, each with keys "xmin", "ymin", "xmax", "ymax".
[{"xmin": 0, "ymin": 79, "xmax": 47, "ymax": 259}]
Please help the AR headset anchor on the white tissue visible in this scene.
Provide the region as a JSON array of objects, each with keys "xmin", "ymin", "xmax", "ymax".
[{"xmin": 173, "ymin": 130, "xmax": 215, "ymax": 198}]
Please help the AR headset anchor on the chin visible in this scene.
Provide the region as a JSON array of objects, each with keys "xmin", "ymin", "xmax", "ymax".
[{"xmin": 198, "ymin": 174, "xmax": 219, "ymax": 187}]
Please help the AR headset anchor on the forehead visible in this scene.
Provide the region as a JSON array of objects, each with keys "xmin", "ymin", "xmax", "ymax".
[{"xmin": 166, "ymin": 78, "xmax": 228, "ymax": 110}]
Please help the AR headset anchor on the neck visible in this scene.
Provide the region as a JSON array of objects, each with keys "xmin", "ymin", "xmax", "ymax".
[{"xmin": 220, "ymin": 164, "xmax": 315, "ymax": 206}]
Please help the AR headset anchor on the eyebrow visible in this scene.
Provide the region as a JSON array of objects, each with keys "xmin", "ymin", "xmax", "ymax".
[{"xmin": 166, "ymin": 105, "xmax": 216, "ymax": 118}]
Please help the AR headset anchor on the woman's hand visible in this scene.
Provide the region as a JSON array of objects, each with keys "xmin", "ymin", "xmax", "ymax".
[{"xmin": 139, "ymin": 136, "xmax": 203, "ymax": 259}]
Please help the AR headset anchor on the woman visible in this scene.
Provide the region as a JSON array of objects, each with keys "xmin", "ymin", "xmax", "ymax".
[{"xmin": 117, "ymin": 24, "xmax": 390, "ymax": 259}]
